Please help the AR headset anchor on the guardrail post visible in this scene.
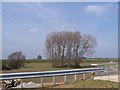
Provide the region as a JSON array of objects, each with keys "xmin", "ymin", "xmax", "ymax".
[
  {"xmin": 74, "ymin": 74, "xmax": 77, "ymax": 82},
  {"xmin": 41, "ymin": 77, "xmax": 43, "ymax": 88},
  {"xmin": 96, "ymin": 66, "xmax": 99, "ymax": 76},
  {"xmin": 20, "ymin": 79, "xmax": 23, "ymax": 88},
  {"xmin": 53, "ymin": 76, "xmax": 56, "ymax": 85},
  {"xmin": 64, "ymin": 75, "xmax": 67, "ymax": 83},
  {"xmin": 83, "ymin": 73, "xmax": 86, "ymax": 80},
  {"xmin": 107, "ymin": 66, "xmax": 109, "ymax": 76},
  {"xmin": 96, "ymin": 71, "xmax": 98, "ymax": 76}
]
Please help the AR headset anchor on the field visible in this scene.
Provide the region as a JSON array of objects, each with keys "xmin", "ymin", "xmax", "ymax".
[
  {"xmin": 1, "ymin": 59, "xmax": 119, "ymax": 88},
  {"xmin": 1, "ymin": 59, "xmax": 118, "ymax": 73}
]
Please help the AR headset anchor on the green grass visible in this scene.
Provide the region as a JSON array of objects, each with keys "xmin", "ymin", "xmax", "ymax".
[
  {"xmin": 82, "ymin": 59, "xmax": 118, "ymax": 63},
  {"xmin": 2, "ymin": 61, "xmax": 68, "ymax": 73},
  {"xmin": 25, "ymin": 59, "xmax": 49, "ymax": 63}
]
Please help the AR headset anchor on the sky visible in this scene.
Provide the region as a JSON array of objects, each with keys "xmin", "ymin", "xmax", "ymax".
[{"xmin": 2, "ymin": 2, "xmax": 118, "ymax": 59}]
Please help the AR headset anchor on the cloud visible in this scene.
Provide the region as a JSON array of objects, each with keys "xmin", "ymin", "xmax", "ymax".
[
  {"xmin": 22, "ymin": 3, "xmax": 61, "ymax": 25},
  {"xmin": 30, "ymin": 28, "xmax": 38, "ymax": 32},
  {"xmin": 84, "ymin": 4, "xmax": 109, "ymax": 15}
]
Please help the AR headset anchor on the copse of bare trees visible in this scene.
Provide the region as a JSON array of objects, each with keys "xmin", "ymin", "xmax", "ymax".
[
  {"xmin": 7, "ymin": 51, "xmax": 26, "ymax": 60},
  {"xmin": 46, "ymin": 31, "xmax": 97, "ymax": 68},
  {"xmin": 2, "ymin": 51, "xmax": 26, "ymax": 70}
]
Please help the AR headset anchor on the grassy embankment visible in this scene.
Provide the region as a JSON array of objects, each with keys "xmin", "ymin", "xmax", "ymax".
[{"xmin": 1, "ymin": 59, "xmax": 119, "ymax": 88}]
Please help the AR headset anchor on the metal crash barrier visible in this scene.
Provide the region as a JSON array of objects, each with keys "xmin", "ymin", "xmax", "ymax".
[{"xmin": 0, "ymin": 67, "xmax": 104, "ymax": 88}]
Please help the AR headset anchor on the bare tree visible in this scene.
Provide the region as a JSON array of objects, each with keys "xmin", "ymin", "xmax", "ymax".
[
  {"xmin": 6, "ymin": 51, "xmax": 26, "ymax": 69},
  {"xmin": 46, "ymin": 31, "xmax": 97, "ymax": 68},
  {"xmin": 8, "ymin": 51, "xmax": 26, "ymax": 60}
]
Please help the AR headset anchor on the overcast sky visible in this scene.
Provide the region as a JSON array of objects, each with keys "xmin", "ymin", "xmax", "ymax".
[{"xmin": 2, "ymin": 2, "xmax": 118, "ymax": 59}]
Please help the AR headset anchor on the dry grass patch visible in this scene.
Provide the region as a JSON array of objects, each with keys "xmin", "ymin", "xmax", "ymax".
[{"xmin": 51, "ymin": 80, "xmax": 118, "ymax": 88}]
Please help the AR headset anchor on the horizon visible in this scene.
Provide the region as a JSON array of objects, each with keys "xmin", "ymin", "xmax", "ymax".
[{"xmin": 1, "ymin": 2, "xmax": 118, "ymax": 59}]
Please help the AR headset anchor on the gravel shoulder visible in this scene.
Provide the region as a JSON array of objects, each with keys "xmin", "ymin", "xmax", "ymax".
[{"xmin": 94, "ymin": 75, "xmax": 119, "ymax": 82}]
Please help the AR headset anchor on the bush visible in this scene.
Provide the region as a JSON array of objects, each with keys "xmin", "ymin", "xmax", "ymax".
[
  {"xmin": 2, "ymin": 51, "xmax": 26, "ymax": 70},
  {"xmin": 2, "ymin": 60, "xmax": 25, "ymax": 70},
  {"xmin": 2, "ymin": 60, "xmax": 11, "ymax": 70},
  {"xmin": 8, "ymin": 60, "xmax": 25, "ymax": 69}
]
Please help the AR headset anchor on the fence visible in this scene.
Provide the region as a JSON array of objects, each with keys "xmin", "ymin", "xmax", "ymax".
[{"xmin": 0, "ymin": 67, "xmax": 105, "ymax": 88}]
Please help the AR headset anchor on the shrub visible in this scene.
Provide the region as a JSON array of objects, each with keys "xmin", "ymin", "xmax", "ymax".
[
  {"xmin": 7, "ymin": 60, "xmax": 25, "ymax": 69},
  {"xmin": 2, "ymin": 60, "xmax": 11, "ymax": 70},
  {"xmin": 2, "ymin": 51, "xmax": 26, "ymax": 70}
]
